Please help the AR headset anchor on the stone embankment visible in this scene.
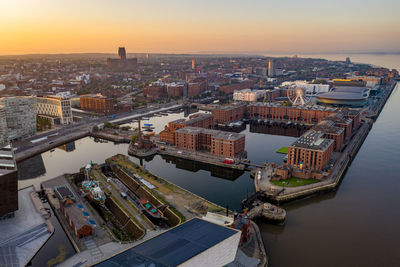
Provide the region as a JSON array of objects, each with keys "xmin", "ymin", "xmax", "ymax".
[{"xmin": 258, "ymin": 82, "xmax": 397, "ymax": 203}]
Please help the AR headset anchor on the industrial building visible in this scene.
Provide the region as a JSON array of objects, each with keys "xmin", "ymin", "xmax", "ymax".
[
  {"xmin": 0, "ymin": 96, "xmax": 36, "ymax": 141},
  {"xmin": 37, "ymin": 95, "xmax": 73, "ymax": 125},
  {"xmin": 94, "ymin": 218, "xmax": 241, "ymax": 267}
]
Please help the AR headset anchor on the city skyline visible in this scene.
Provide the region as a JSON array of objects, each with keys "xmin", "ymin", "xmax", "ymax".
[{"xmin": 1, "ymin": 0, "xmax": 400, "ymax": 55}]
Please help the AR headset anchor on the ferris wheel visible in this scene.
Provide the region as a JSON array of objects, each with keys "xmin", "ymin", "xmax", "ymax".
[{"xmin": 287, "ymin": 85, "xmax": 312, "ymax": 106}]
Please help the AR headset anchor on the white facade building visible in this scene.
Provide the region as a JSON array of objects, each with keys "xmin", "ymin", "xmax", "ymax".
[
  {"xmin": 233, "ymin": 89, "xmax": 265, "ymax": 102},
  {"xmin": 0, "ymin": 96, "xmax": 37, "ymax": 141},
  {"xmin": 281, "ymin": 80, "xmax": 330, "ymax": 94},
  {"xmin": 37, "ymin": 96, "xmax": 73, "ymax": 124}
]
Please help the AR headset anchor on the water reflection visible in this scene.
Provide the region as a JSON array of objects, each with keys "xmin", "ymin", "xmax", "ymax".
[
  {"xmin": 160, "ymin": 154, "xmax": 244, "ymax": 181},
  {"xmin": 249, "ymin": 123, "xmax": 310, "ymax": 137},
  {"xmin": 57, "ymin": 141, "xmax": 76, "ymax": 152},
  {"xmin": 17, "ymin": 154, "xmax": 46, "ymax": 180}
]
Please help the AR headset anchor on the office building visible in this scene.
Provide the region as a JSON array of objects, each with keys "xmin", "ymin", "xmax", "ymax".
[
  {"xmin": 0, "ymin": 143, "xmax": 18, "ymax": 218},
  {"xmin": 192, "ymin": 57, "xmax": 196, "ymax": 70},
  {"xmin": 0, "ymin": 96, "xmax": 37, "ymax": 141},
  {"xmin": 37, "ymin": 95, "xmax": 73, "ymax": 125},
  {"xmin": 233, "ymin": 89, "xmax": 265, "ymax": 102},
  {"xmin": 268, "ymin": 60, "xmax": 275, "ymax": 77},
  {"xmin": 219, "ymin": 80, "xmax": 254, "ymax": 94}
]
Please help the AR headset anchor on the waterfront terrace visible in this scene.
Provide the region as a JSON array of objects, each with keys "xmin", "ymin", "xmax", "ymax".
[{"xmin": 247, "ymin": 102, "xmax": 337, "ymax": 124}]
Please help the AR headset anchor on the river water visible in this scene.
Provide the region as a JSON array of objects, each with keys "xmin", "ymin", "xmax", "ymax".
[{"xmin": 20, "ymin": 54, "xmax": 400, "ymax": 266}]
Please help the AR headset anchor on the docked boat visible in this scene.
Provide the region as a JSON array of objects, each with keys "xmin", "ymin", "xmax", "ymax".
[
  {"xmin": 81, "ymin": 180, "xmax": 106, "ymax": 204},
  {"xmin": 140, "ymin": 199, "xmax": 163, "ymax": 219}
]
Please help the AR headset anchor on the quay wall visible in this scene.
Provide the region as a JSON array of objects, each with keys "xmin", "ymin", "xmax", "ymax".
[
  {"xmin": 269, "ymin": 122, "xmax": 370, "ymax": 202},
  {"xmin": 105, "ymin": 197, "xmax": 146, "ymax": 240},
  {"xmin": 263, "ymin": 82, "xmax": 397, "ymax": 203},
  {"xmin": 112, "ymin": 165, "xmax": 181, "ymax": 227},
  {"xmin": 158, "ymin": 149, "xmax": 245, "ymax": 170}
]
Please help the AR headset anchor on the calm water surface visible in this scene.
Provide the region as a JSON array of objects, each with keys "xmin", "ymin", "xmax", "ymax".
[{"xmin": 20, "ymin": 54, "xmax": 400, "ymax": 266}]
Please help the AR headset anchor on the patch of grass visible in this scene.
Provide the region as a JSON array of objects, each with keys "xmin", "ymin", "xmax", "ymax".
[
  {"xmin": 276, "ymin": 147, "xmax": 288, "ymax": 154},
  {"xmin": 271, "ymin": 177, "xmax": 321, "ymax": 187}
]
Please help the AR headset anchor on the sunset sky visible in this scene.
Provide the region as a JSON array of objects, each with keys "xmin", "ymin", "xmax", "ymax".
[{"xmin": 1, "ymin": 0, "xmax": 399, "ymax": 55}]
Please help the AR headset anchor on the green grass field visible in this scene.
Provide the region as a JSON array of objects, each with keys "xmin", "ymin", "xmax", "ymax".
[
  {"xmin": 276, "ymin": 147, "xmax": 288, "ymax": 154},
  {"xmin": 271, "ymin": 177, "xmax": 321, "ymax": 187}
]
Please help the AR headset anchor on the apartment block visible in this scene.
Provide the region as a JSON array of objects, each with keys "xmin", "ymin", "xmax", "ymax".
[{"xmin": 80, "ymin": 94, "xmax": 114, "ymax": 115}]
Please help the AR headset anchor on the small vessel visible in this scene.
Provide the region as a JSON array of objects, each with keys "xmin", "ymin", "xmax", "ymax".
[
  {"xmin": 82, "ymin": 180, "xmax": 106, "ymax": 204},
  {"xmin": 140, "ymin": 199, "xmax": 163, "ymax": 219}
]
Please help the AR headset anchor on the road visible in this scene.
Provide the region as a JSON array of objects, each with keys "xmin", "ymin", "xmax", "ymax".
[{"xmin": 13, "ymin": 102, "xmax": 182, "ymax": 161}]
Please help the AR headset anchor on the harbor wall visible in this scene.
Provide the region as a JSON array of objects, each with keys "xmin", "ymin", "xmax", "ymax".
[{"xmin": 112, "ymin": 165, "xmax": 181, "ymax": 227}]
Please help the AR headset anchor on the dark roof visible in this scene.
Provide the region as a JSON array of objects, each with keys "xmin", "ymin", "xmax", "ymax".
[{"xmin": 95, "ymin": 218, "xmax": 238, "ymax": 267}]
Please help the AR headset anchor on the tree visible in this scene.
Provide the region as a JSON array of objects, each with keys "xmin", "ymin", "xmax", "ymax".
[{"xmin": 92, "ymin": 125, "xmax": 99, "ymax": 132}]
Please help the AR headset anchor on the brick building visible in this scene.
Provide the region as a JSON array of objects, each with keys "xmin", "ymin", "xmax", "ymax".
[
  {"xmin": 247, "ymin": 103, "xmax": 336, "ymax": 124},
  {"xmin": 60, "ymin": 197, "xmax": 92, "ymax": 238},
  {"xmin": 174, "ymin": 127, "xmax": 245, "ymax": 158},
  {"xmin": 80, "ymin": 94, "xmax": 114, "ymax": 115},
  {"xmin": 211, "ymin": 103, "xmax": 247, "ymax": 124},
  {"xmin": 287, "ymin": 131, "xmax": 334, "ymax": 172},
  {"xmin": 219, "ymin": 80, "xmax": 254, "ymax": 94},
  {"xmin": 167, "ymin": 83, "xmax": 185, "ymax": 98},
  {"xmin": 159, "ymin": 113, "xmax": 213, "ymax": 144}
]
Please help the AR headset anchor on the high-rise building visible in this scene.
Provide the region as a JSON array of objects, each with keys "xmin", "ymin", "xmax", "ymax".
[
  {"xmin": 268, "ymin": 60, "xmax": 276, "ymax": 77},
  {"xmin": 37, "ymin": 95, "xmax": 73, "ymax": 125},
  {"xmin": 118, "ymin": 47, "xmax": 127, "ymax": 60},
  {"xmin": 0, "ymin": 96, "xmax": 37, "ymax": 141},
  {"xmin": 0, "ymin": 105, "xmax": 8, "ymax": 145},
  {"xmin": 192, "ymin": 58, "xmax": 196, "ymax": 70}
]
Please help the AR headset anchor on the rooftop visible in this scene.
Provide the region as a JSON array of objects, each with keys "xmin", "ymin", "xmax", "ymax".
[
  {"xmin": 176, "ymin": 127, "xmax": 245, "ymax": 141},
  {"xmin": 290, "ymin": 131, "xmax": 333, "ymax": 151},
  {"xmin": 0, "ymin": 144, "xmax": 16, "ymax": 176},
  {"xmin": 0, "ymin": 186, "xmax": 52, "ymax": 267},
  {"xmin": 94, "ymin": 218, "xmax": 239, "ymax": 267}
]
